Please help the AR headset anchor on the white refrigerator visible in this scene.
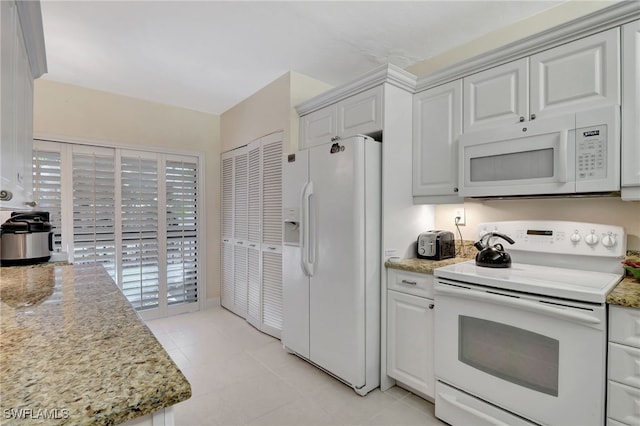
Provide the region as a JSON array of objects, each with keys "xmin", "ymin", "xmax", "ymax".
[{"xmin": 282, "ymin": 135, "xmax": 381, "ymax": 396}]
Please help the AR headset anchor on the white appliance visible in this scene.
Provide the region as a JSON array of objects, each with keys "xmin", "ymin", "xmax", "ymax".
[
  {"xmin": 282, "ymin": 135, "xmax": 381, "ymax": 396},
  {"xmin": 434, "ymin": 220, "xmax": 625, "ymax": 426},
  {"xmin": 459, "ymin": 105, "xmax": 620, "ymax": 198}
]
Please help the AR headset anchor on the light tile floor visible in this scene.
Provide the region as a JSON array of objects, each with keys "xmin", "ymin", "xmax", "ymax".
[{"xmin": 146, "ymin": 306, "xmax": 445, "ymax": 426}]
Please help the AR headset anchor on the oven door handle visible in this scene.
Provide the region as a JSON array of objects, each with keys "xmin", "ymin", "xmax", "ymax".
[
  {"xmin": 438, "ymin": 392, "xmax": 511, "ymax": 426},
  {"xmin": 435, "ymin": 285, "xmax": 601, "ymax": 325}
]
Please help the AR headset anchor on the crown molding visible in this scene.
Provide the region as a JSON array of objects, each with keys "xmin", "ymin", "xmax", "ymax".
[
  {"xmin": 15, "ymin": 1, "xmax": 48, "ymax": 78},
  {"xmin": 415, "ymin": 1, "xmax": 640, "ymax": 92},
  {"xmin": 295, "ymin": 63, "xmax": 416, "ymax": 116}
]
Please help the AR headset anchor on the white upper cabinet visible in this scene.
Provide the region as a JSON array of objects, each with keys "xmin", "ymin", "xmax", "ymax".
[
  {"xmin": 300, "ymin": 86, "xmax": 383, "ymax": 149},
  {"xmin": 413, "ymin": 80, "xmax": 463, "ymax": 203},
  {"xmin": 0, "ymin": 0, "xmax": 46, "ymax": 211},
  {"xmin": 622, "ymin": 19, "xmax": 640, "ymax": 200},
  {"xmin": 463, "ymin": 28, "xmax": 620, "ymax": 134},
  {"xmin": 531, "ymin": 27, "xmax": 620, "ymax": 119},
  {"xmin": 463, "ymin": 58, "xmax": 529, "ymax": 132},
  {"xmin": 300, "ymin": 106, "xmax": 338, "ymax": 149},
  {"xmin": 337, "ymin": 85, "xmax": 383, "ymax": 137}
]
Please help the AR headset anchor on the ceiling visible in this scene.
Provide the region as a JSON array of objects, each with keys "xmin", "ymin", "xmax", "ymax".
[{"xmin": 40, "ymin": 1, "xmax": 566, "ymax": 115}]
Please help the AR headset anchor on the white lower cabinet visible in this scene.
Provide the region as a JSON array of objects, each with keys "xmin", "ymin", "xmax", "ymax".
[
  {"xmin": 386, "ymin": 269, "xmax": 435, "ymax": 399},
  {"xmin": 608, "ymin": 306, "xmax": 640, "ymax": 425}
]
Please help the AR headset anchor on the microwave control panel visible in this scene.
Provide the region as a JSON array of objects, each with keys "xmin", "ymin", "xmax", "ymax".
[{"xmin": 576, "ymin": 124, "xmax": 606, "ymax": 181}]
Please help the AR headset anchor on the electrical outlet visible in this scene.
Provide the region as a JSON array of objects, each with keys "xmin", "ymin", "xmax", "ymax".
[{"xmin": 453, "ymin": 208, "xmax": 466, "ymax": 226}]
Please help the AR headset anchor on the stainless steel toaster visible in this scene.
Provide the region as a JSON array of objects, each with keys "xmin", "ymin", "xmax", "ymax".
[{"xmin": 417, "ymin": 230, "xmax": 455, "ymax": 260}]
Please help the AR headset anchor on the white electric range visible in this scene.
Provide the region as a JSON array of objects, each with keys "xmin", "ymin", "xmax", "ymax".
[{"xmin": 433, "ymin": 220, "xmax": 626, "ymax": 426}]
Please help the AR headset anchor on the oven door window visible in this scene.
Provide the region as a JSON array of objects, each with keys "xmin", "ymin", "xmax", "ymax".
[{"xmin": 459, "ymin": 316, "xmax": 559, "ymax": 397}]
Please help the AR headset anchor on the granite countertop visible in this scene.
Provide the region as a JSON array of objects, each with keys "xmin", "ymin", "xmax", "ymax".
[
  {"xmin": 384, "ymin": 240, "xmax": 476, "ymax": 274},
  {"xmin": 607, "ymin": 250, "xmax": 640, "ymax": 308},
  {"xmin": 0, "ymin": 263, "xmax": 191, "ymax": 425}
]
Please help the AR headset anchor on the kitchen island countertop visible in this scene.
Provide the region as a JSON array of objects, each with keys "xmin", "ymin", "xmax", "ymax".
[{"xmin": 0, "ymin": 263, "xmax": 191, "ymax": 425}]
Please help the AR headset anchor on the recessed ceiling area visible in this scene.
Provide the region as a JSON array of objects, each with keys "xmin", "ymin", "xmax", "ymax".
[{"xmin": 40, "ymin": 1, "xmax": 567, "ymax": 115}]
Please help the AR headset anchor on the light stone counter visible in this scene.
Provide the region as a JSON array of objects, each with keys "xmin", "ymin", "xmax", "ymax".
[
  {"xmin": 0, "ymin": 263, "xmax": 191, "ymax": 425},
  {"xmin": 384, "ymin": 240, "xmax": 477, "ymax": 274}
]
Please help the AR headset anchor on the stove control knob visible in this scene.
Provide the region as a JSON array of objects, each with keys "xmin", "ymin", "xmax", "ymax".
[
  {"xmin": 602, "ymin": 232, "xmax": 616, "ymax": 248},
  {"xmin": 585, "ymin": 230, "xmax": 599, "ymax": 246},
  {"xmin": 570, "ymin": 231, "xmax": 581, "ymax": 243}
]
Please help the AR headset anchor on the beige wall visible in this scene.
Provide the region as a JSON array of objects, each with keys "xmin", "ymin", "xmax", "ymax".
[
  {"xmin": 220, "ymin": 71, "xmax": 332, "ymax": 154},
  {"xmin": 407, "ymin": 1, "xmax": 617, "ymax": 76},
  {"xmin": 405, "ymin": 1, "xmax": 640, "ymax": 251},
  {"xmin": 33, "ymin": 79, "xmax": 222, "ymax": 299}
]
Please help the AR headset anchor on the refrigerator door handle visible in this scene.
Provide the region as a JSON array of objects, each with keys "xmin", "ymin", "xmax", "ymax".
[{"xmin": 301, "ymin": 181, "xmax": 315, "ymax": 276}]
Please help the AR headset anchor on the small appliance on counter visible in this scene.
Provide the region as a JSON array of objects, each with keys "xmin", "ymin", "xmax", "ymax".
[
  {"xmin": 417, "ymin": 230, "xmax": 455, "ymax": 260},
  {"xmin": 0, "ymin": 211, "xmax": 53, "ymax": 266},
  {"xmin": 473, "ymin": 231, "xmax": 515, "ymax": 268}
]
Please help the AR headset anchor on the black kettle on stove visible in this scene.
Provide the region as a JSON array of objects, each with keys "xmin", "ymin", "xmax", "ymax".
[{"xmin": 474, "ymin": 232, "xmax": 515, "ymax": 268}]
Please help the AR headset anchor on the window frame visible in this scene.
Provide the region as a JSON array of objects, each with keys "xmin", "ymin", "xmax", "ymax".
[{"xmin": 33, "ymin": 136, "xmax": 207, "ymax": 319}]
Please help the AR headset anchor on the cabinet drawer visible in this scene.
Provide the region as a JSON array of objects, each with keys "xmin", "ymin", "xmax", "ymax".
[
  {"xmin": 388, "ymin": 269, "xmax": 434, "ymax": 298},
  {"xmin": 608, "ymin": 380, "xmax": 640, "ymax": 425},
  {"xmin": 610, "ymin": 306, "xmax": 640, "ymax": 349},
  {"xmin": 609, "ymin": 343, "xmax": 640, "ymax": 389}
]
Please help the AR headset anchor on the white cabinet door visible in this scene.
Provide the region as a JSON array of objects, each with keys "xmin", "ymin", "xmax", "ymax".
[
  {"xmin": 0, "ymin": 0, "xmax": 34, "ymax": 210},
  {"xmin": 531, "ymin": 27, "xmax": 620, "ymax": 119},
  {"xmin": 338, "ymin": 86, "xmax": 383, "ymax": 138},
  {"xmin": 246, "ymin": 140, "xmax": 262, "ymax": 329},
  {"xmin": 221, "ymin": 151, "xmax": 235, "ymax": 310},
  {"xmin": 412, "ymin": 80, "xmax": 462, "ymax": 202},
  {"xmin": 233, "ymin": 147, "xmax": 249, "ymax": 318},
  {"xmin": 300, "ymin": 105, "xmax": 338, "ymax": 149},
  {"xmin": 300, "ymin": 86, "xmax": 383, "ymax": 149},
  {"xmin": 260, "ymin": 133, "xmax": 283, "ymax": 338},
  {"xmin": 622, "ymin": 19, "xmax": 640, "ymax": 200},
  {"xmin": 463, "ymin": 58, "xmax": 529, "ymax": 132},
  {"xmin": 387, "ymin": 289, "xmax": 435, "ymax": 398}
]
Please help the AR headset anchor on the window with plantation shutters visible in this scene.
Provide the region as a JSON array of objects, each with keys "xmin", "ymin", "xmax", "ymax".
[
  {"xmin": 32, "ymin": 143, "xmax": 62, "ymax": 250},
  {"xmin": 72, "ymin": 147, "xmax": 116, "ymax": 278},
  {"xmin": 32, "ymin": 140, "xmax": 202, "ymax": 319},
  {"xmin": 166, "ymin": 158, "xmax": 198, "ymax": 307},
  {"xmin": 120, "ymin": 153, "xmax": 159, "ymax": 310}
]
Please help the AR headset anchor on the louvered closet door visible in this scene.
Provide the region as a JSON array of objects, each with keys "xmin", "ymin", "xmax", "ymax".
[
  {"xmin": 247, "ymin": 140, "xmax": 262, "ymax": 328},
  {"xmin": 72, "ymin": 146, "xmax": 116, "ymax": 278},
  {"xmin": 165, "ymin": 156, "xmax": 199, "ymax": 313},
  {"xmin": 221, "ymin": 151, "xmax": 235, "ymax": 311},
  {"xmin": 233, "ymin": 147, "xmax": 249, "ymax": 318},
  {"xmin": 120, "ymin": 152, "xmax": 160, "ymax": 310},
  {"xmin": 261, "ymin": 133, "xmax": 283, "ymax": 337}
]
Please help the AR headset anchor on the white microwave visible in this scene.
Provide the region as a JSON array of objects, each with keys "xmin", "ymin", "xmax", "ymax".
[{"xmin": 458, "ymin": 105, "xmax": 620, "ymax": 198}]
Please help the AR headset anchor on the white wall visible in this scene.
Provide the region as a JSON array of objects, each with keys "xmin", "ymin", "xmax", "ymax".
[{"xmin": 33, "ymin": 79, "xmax": 222, "ymax": 299}]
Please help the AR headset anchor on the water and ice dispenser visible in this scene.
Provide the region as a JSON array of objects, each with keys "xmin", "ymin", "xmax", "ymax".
[{"xmin": 283, "ymin": 207, "xmax": 300, "ymax": 246}]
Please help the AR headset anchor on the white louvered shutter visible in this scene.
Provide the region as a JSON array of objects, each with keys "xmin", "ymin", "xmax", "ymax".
[
  {"xmin": 166, "ymin": 156, "xmax": 199, "ymax": 308},
  {"xmin": 120, "ymin": 153, "xmax": 159, "ymax": 310},
  {"xmin": 247, "ymin": 140, "xmax": 262, "ymax": 327},
  {"xmin": 32, "ymin": 142, "xmax": 62, "ymax": 250},
  {"xmin": 233, "ymin": 148, "xmax": 249, "ymax": 318},
  {"xmin": 261, "ymin": 134, "xmax": 283, "ymax": 336},
  {"xmin": 221, "ymin": 152, "xmax": 235, "ymax": 310},
  {"xmin": 72, "ymin": 146, "xmax": 116, "ymax": 278}
]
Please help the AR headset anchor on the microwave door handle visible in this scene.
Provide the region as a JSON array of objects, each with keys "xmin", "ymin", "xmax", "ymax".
[
  {"xmin": 557, "ymin": 131, "xmax": 569, "ymax": 183},
  {"xmin": 435, "ymin": 284, "xmax": 601, "ymax": 326}
]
